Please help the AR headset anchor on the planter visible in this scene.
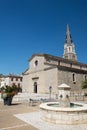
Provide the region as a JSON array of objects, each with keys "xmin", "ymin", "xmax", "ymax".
[
  {"xmin": 4, "ymin": 96, "xmax": 13, "ymax": 105},
  {"xmin": 1, "ymin": 85, "xmax": 18, "ymax": 105},
  {"xmin": 1, "ymin": 93, "xmax": 7, "ymax": 99}
]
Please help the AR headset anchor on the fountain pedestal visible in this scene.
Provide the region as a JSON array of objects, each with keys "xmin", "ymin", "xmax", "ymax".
[{"xmin": 58, "ymin": 83, "xmax": 71, "ymax": 107}]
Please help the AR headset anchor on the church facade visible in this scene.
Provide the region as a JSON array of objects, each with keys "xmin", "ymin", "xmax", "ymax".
[{"xmin": 22, "ymin": 25, "xmax": 87, "ymax": 94}]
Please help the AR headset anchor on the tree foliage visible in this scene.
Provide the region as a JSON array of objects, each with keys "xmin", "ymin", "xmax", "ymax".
[
  {"xmin": 81, "ymin": 79, "xmax": 87, "ymax": 89},
  {"xmin": 0, "ymin": 74, "xmax": 3, "ymax": 77}
]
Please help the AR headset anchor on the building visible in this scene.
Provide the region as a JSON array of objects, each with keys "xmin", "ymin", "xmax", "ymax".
[
  {"xmin": 22, "ymin": 25, "xmax": 87, "ymax": 94},
  {"xmin": 0, "ymin": 75, "xmax": 22, "ymax": 92}
]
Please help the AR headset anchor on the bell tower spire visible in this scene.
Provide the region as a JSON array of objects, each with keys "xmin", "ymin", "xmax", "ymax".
[{"xmin": 63, "ymin": 25, "xmax": 77, "ymax": 61}]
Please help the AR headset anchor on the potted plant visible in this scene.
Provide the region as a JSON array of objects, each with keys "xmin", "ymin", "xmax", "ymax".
[{"xmin": 1, "ymin": 85, "xmax": 18, "ymax": 105}]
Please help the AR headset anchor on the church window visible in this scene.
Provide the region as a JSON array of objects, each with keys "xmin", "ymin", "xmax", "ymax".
[
  {"xmin": 72, "ymin": 73, "xmax": 76, "ymax": 83},
  {"xmin": 35, "ymin": 60, "xmax": 38, "ymax": 66}
]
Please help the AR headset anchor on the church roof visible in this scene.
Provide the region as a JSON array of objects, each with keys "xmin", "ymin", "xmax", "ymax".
[
  {"xmin": 65, "ymin": 24, "xmax": 73, "ymax": 45},
  {"xmin": 29, "ymin": 53, "xmax": 87, "ymax": 67}
]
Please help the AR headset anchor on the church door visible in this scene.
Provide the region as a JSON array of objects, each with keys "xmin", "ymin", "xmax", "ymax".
[{"xmin": 34, "ymin": 82, "xmax": 37, "ymax": 93}]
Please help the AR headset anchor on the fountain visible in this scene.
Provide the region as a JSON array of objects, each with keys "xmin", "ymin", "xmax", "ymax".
[{"xmin": 40, "ymin": 83, "xmax": 87, "ymax": 124}]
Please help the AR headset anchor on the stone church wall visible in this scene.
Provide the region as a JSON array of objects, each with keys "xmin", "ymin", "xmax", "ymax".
[
  {"xmin": 58, "ymin": 68, "xmax": 86, "ymax": 92},
  {"xmin": 44, "ymin": 67, "xmax": 58, "ymax": 94}
]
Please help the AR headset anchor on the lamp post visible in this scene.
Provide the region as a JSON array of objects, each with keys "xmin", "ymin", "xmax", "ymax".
[{"xmin": 49, "ymin": 86, "xmax": 52, "ymax": 99}]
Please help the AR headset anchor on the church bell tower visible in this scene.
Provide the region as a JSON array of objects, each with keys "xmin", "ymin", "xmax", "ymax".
[{"xmin": 63, "ymin": 25, "xmax": 77, "ymax": 61}]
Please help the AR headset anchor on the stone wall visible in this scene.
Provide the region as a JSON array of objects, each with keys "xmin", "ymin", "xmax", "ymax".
[{"xmin": 58, "ymin": 67, "xmax": 85, "ymax": 92}]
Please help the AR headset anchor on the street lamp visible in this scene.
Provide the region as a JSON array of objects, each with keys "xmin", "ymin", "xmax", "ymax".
[{"xmin": 49, "ymin": 86, "xmax": 52, "ymax": 99}]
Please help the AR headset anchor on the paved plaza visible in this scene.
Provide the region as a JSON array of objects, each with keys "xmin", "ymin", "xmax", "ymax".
[
  {"xmin": 14, "ymin": 111, "xmax": 87, "ymax": 130},
  {"xmin": 0, "ymin": 100, "xmax": 38, "ymax": 130},
  {"xmin": 0, "ymin": 94, "xmax": 87, "ymax": 130}
]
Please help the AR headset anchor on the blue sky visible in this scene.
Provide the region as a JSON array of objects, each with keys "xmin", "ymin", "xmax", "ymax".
[{"xmin": 0, "ymin": 0, "xmax": 87, "ymax": 75}]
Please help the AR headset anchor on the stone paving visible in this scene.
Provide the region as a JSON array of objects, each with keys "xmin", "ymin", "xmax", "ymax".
[
  {"xmin": 0, "ymin": 101, "xmax": 39, "ymax": 130},
  {"xmin": 14, "ymin": 111, "xmax": 87, "ymax": 130},
  {"xmin": 0, "ymin": 94, "xmax": 87, "ymax": 130}
]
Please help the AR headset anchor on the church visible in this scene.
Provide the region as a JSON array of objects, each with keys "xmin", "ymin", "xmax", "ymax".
[{"xmin": 22, "ymin": 25, "xmax": 87, "ymax": 94}]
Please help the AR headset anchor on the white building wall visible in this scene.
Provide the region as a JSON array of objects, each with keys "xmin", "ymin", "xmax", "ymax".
[
  {"xmin": 5, "ymin": 77, "xmax": 10, "ymax": 86},
  {"xmin": 44, "ymin": 67, "xmax": 58, "ymax": 94},
  {"xmin": 28, "ymin": 70, "xmax": 45, "ymax": 93},
  {"xmin": 22, "ymin": 55, "xmax": 59, "ymax": 94},
  {"xmin": 30, "ymin": 56, "xmax": 44, "ymax": 72},
  {"xmin": 0, "ymin": 77, "xmax": 5, "ymax": 87},
  {"xmin": 22, "ymin": 53, "xmax": 87, "ymax": 94},
  {"xmin": 0, "ymin": 77, "xmax": 22, "ymax": 88},
  {"xmin": 28, "ymin": 56, "xmax": 45, "ymax": 93},
  {"xmin": 22, "ymin": 74, "xmax": 29, "ymax": 92}
]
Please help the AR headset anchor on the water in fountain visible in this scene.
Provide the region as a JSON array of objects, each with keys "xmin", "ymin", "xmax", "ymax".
[{"xmin": 40, "ymin": 83, "xmax": 87, "ymax": 124}]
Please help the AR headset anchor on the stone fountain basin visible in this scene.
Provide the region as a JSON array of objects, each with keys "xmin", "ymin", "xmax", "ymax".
[{"xmin": 40, "ymin": 102, "xmax": 87, "ymax": 124}]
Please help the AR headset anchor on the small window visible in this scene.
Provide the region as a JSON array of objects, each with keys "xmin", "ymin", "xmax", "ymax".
[
  {"xmin": 18, "ymin": 83, "xmax": 20, "ymax": 87},
  {"xmin": 16, "ymin": 78, "xmax": 18, "ymax": 81},
  {"xmin": 20, "ymin": 77, "xmax": 22, "ymax": 82},
  {"xmin": 11, "ymin": 77, "xmax": 13, "ymax": 81},
  {"xmin": 72, "ymin": 73, "xmax": 76, "ymax": 83},
  {"xmin": 35, "ymin": 60, "xmax": 38, "ymax": 66}
]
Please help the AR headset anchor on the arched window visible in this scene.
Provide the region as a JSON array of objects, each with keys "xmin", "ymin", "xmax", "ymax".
[
  {"xmin": 72, "ymin": 73, "xmax": 76, "ymax": 83},
  {"xmin": 34, "ymin": 60, "xmax": 38, "ymax": 66}
]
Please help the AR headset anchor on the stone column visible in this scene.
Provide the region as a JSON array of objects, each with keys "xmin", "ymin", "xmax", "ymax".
[{"xmin": 58, "ymin": 83, "xmax": 71, "ymax": 107}]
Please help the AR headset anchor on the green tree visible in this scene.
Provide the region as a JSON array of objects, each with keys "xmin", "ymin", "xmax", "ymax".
[
  {"xmin": 0, "ymin": 74, "xmax": 3, "ymax": 78},
  {"xmin": 81, "ymin": 79, "xmax": 87, "ymax": 89}
]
